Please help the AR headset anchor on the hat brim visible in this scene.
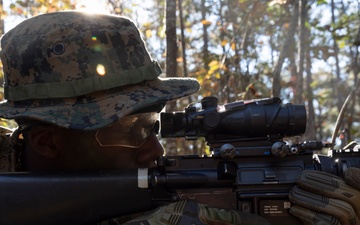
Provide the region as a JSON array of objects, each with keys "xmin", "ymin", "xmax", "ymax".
[{"xmin": 0, "ymin": 77, "xmax": 200, "ymax": 130}]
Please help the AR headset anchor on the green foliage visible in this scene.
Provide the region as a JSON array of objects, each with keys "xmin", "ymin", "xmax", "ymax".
[{"xmin": 317, "ymin": 0, "xmax": 328, "ymax": 5}]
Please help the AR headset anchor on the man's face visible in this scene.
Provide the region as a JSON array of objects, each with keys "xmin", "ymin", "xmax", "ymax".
[
  {"xmin": 58, "ymin": 130, "xmax": 164, "ymax": 170},
  {"xmin": 25, "ymin": 113, "xmax": 164, "ymax": 171}
]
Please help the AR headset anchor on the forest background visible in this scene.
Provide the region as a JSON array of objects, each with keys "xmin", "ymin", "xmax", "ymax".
[{"xmin": 0, "ymin": 0, "xmax": 359, "ymax": 155}]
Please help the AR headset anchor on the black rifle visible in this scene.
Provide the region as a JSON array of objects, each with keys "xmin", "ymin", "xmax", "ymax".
[{"xmin": 1, "ymin": 97, "xmax": 359, "ymax": 225}]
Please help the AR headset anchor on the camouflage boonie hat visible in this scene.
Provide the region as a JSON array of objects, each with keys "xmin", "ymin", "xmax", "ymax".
[{"xmin": 0, "ymin": 11, "xmax": 200, "ymax": 130}]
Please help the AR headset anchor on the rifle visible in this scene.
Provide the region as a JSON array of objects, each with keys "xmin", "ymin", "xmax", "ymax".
[{"xmin": 1, "ymin": 97, "xmax": 359, "ymax": 225}]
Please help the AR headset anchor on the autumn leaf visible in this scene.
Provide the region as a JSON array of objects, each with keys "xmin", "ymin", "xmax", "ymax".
[
  {"xmin": 201, "ymin": 20, "xmax": 212, "ymax": 26},
  {"xmin": 145, "ymin": 29, "xmax": 152, "ymax": 38}
]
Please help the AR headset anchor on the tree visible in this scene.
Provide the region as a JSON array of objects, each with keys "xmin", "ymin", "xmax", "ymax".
[{"xmin": 272, "ymin": 1, "xmax": 298, "ymax": 98}]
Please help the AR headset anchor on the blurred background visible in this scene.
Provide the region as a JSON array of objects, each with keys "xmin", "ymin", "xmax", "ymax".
[{"xmin": 0, "ymin": 0, "xmax": 359, "ymax": 154}]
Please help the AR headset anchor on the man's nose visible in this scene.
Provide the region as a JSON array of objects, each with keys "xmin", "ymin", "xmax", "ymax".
[{"xmin": 135, "ymin": 133, "xmax": 164, "ymax": 166}]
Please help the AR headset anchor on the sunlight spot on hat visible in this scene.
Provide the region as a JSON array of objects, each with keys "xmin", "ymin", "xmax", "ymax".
[{"xmin": 97, "ymin": 64, "xmax": 106, "ymax": 76}]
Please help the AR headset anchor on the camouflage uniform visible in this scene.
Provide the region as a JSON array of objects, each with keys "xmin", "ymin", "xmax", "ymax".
[
  {"xmin": 0, "ymin": 126, "xmax": 17, "ymax": 172},
  {"xmin": 0, "ymin": 11, "xmax": 196, "ymax": 224},
  {"xmin": 0, "ymin": 11, "xmax": 272, "ymax": 225}
]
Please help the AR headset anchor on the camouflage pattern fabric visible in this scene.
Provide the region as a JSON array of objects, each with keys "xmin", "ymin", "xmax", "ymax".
[
  {"xmin": 289, "ymin": 168, "xmax": 360, "ymax": 225},
  {"xmin": 0, "ymin": 11, "xmax": 200, "ymax": 130},
  {"xmin": 0, "ymin": 133, "xmax": 13, "ymax": 172},
  {"xmin": 122, "ymin": 200, "xmax": 270, "ymax": 225},
  {"xmin": 0, "ymin": 126, "xmax": 19, "ymax": 172}
]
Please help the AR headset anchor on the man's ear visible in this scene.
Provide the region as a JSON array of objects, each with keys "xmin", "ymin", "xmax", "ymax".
[{"xmin": 27, "ymin": 125, "xmax": 60, "ymax": 159}]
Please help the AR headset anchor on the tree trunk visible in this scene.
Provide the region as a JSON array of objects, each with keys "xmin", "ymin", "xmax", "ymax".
[
  {"xmin": 295, "ymin": 0, "xmax": 306, "ymax": 104},
  {"xmin": 179, "ymin": 0, "xmax": 199, "ymax": 155},
  {"xmin": 331, "ymin": 0, "xmax": 343, "ymax": 111},
  {"xmin": 272, "ymin": 1, "xmax": 298, "ymax": 98},
  {"xmin": 165, "ymin": 0, "xmax": 177, "ymax": 113},
  {"xmin": 0, "ymin": 0, "xmax": 4, "ymax": 35},
  {"xmin": 347, "ymin": 27, "xmax": 360, "ymax": 141},
  {"xmin": 330, "ymin": 0, "xmax": 346, "ymax": 147},
  {"xmin": 304, "ymin": 15, "xmax": 315, "ymax": 140},
  {"xmin": 201, "ymin": 0, "xmax": 209, "ymax": 71},
  {"xmin": 164, "ymin": 0, "xmax": 178, "ymax": 155}
]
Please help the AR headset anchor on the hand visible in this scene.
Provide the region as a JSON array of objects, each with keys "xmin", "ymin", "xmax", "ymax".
[
  {"xmin": 123, "ymin": 200, "xmax": 270, "ymax": 225},
  {"xmin": 289, "ymin": 168, "xmax": 360, "ymax": 225}
]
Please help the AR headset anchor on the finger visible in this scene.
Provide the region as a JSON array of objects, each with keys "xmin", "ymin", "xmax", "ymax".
[
  {"xmin": 289, "ymin": 186, "xmax": 356, "ymax": 225},
  {"xmin": 345, "ymin": 167, "xmax": 360, "ymax": 190},
  {"xmin": 289, "ymin": 205, "xmax": 341, "ymax": 225},
  {"xmin": 296, "ymin": 170, "xmax": 360, "ymax": 217}
]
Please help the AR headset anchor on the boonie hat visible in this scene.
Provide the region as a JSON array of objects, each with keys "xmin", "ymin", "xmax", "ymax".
[{"xmin": 0, "ymin": 11, "xmax": 200, "ymax": 130}]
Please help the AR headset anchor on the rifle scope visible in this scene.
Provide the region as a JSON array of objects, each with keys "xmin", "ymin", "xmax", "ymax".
[{"xmin": 160, "ymin": 97, "xmax": 307, "ymax": 140}]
